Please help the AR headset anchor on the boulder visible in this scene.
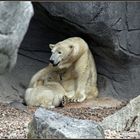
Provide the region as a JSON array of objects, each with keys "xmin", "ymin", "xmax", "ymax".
[
  {"xmin": 28, "ymin": 108, "xmax": 105, "ymax": 139},
  {"xmin": 0, "ymin": 1, "xmax": 33, "ymax": 74},
  {"xmin": 0, "ymin": 1, "xmax": 34, "ymax": 102},
  {"xmin": 100, "ymin": 95, "xmax": 140, "ymax": 132}
]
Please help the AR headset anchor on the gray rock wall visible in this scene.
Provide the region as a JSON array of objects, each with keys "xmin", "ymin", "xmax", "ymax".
[
  {"xmin": 37, "ymin": 2, "xmax": 140, "ymax": 100},
  {"xmin": 0, "ymin": 2, "xmax": 140, "ymax": 102},
  {"xmin": 0, "ymin": 1, "xmax": 33, "ymax": 74}
]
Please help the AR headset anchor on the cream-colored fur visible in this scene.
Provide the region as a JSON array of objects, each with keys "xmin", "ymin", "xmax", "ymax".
[
  {"xmin": 25, "ymin": 82, "xmax": 66, "ymax": 108},
  {"xmin": 24, "ymin": 65, "xmax": 66, "ymax": 108},
  {"xmin": 25, "ymin": 37, "xmax": 98, "ymax": 108},
  {"xmin": 28, "ymin": 64, "xmax": 60, "ymax": 88},
  {"xmin": 49, "ymin": 37, "xmax": 98, "ymax": 102}
]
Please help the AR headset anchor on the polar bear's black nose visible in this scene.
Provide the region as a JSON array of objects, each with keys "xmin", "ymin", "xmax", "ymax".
[{"xmin": 49, "ymin": 59, "xmax": 54, "ymax": 64}]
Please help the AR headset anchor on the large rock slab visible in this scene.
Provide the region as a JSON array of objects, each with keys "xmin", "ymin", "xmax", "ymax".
[
  {"xmin": 100, "ymin": 95, "xmax": 140, "ymax": 132},
  {"xmin": 1, "ymin": 2, "xmax": 140, "ymax": 103},
  {"xmin": 28, "ymin": 108, "xmax": 105, "ymax": 139},
  {"xmin": 0, "ymin": 1, "xmax": 34, "ymax": 102},
  {"xmin": 0, "ymin": 1, "xmax": 33, "ymax": 74},
  {"xmin": 35, "ymin": 2, "xmax": 140, "ymax": 100}
]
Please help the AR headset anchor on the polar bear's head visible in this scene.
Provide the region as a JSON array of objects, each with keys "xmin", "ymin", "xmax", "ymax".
[
  {"xmin": 49, "ymin": 42, "xmax": 73, "ymax": 67},
  {"xmin": 49, "ymin": 37, "xmax": 88, "ymax": 69}
]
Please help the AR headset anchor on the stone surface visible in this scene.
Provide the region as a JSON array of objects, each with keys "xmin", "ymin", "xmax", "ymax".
[
  {"xmin": 0, "ymin": 55, "xmax": 46, "ymax": 103},
  {"xmin": 0, "ymin": 1, "xmax": 34, "ymax": 102},
  {"xmin": 37, "ymin": 2, "xmax": 140, "ymax": 100},
  {"xmin": 28, "ymin": 108, "xmax": 105, "ymax": 139},
  {"xmin": 1, "ymin": 2, "xmax": 140, "ymax": 103},
  {"xmin": 100, "ymin": 95, "xmax": 140, "ymax": 132},
  {"xmin": 0, "ymin": 1, "xmax": 33, "ymax": 74},
  {"xmin": 0, "ymin": 2, "xmax": 65, "ymax": 103}
]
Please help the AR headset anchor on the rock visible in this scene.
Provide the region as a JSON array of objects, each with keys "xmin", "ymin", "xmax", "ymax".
[
  {"xmin": 28, "ymin": 108, "xmax": 105, "ymax": 139},
  {"xmin": 100, "ymin": 95, "xmax": 140, "ymax": 132},
  {"xmin": 1, "ymin": 2, "xmax": 140, "ymax": 103},
  {"xmin": 0, "ymin": 1, "xmax": 33, "ymax": 74},
  {"xmin": 0, "ymin": 1, "xmax": 34, "ymax": 102},
  {"xmin": 0, "ymin": 2, "xmax": 57, "ymax": 103},
  {"xmin": 34, "ymin": 2, "xmax": 140, "ymax": 100},
  {"xmin": 0, "ymin": 55, "xmax": 46, "ymax": 103}
]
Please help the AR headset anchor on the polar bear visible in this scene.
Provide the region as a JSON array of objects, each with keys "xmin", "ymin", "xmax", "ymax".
[
  {"xmin": 24, "ymin": 64, "xmax": 66, "ymax": 108},
  {"xmin": 49, "ymin": 37, "xmax": 98, "ymax": 103},
  {"xmin": 24, "ymin": 37, "xmax": 98, "ymax": 108},
  {"xmin": 25, "ymin": 82, "xmax": 66, "ymax": 108}
]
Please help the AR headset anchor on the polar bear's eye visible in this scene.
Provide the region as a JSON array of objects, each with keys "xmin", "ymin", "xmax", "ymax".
[
  {"xmin": 58, "ymin": 51, "xmax": 61, "ymax": 54},
  {"xmin": 69, "ymin": 45, "xmax": 73, "ymax": 48}
]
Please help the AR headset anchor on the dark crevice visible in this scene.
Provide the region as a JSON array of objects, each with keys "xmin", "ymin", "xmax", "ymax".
[
  {"xmin": 111, "ymin": 17, "xmax": 122, "ymax": 28},
  {"xmin": 0, "ymin": 31, "xmax": 7, "ymax": 35},
  {"xmin": 124, "ymin": 2, "xmax": 140, "ymax": 32},
  {"xmin": 0, "ymin": 31, "xmax": 12, "ymax": 36},
  {"xmin": 112, "ymin": 28, "xmax": 140, "ymax": 32},
  {"xmin": 92, "ymin": 7, "xmax": 104, "ymax": 21},
  {"xmin": 112, "ymin": 29, "xmax": 124, "ymax": 32},
  {"xmin": 124, "ymin": 116, "xmax": 138, "ymax": 131},
  {"xmin": 125, "ymin": 1, "xmax": 129, "ymax": 31},
  {"xmin": 128, "ymin": 28, "xmax": 140, "ymax": 31}
]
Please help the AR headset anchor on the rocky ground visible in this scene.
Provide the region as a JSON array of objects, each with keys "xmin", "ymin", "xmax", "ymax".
[{"xmin": 0, "ymin": 102, "xmax": 140, "ymax": 139}]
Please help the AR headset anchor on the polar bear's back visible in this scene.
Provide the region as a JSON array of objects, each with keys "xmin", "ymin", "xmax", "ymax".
[{"xmin": 25, "ymin": 82, "xmax": 66, "ymax": 108}]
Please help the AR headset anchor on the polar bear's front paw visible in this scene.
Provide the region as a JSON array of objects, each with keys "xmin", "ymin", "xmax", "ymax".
[
  {"xmin": 70, "ymin": 97, "xmax": 84, "ymax": 103},
  {"xmin": 61, "ymin": 93, "xmax": 86, "ymax": 106},
  {"xmin": 70, "ymin": 92, "xmax": 86, "ymax": 103},
  {"xmin": 61, "ymin": 95, "xmax": 69, "ymax": 107}
]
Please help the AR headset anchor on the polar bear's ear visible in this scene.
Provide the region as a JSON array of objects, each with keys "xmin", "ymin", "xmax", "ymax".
[{"xmin": 49, "ymin": 44, "xmax": 55, "ymax": 49}]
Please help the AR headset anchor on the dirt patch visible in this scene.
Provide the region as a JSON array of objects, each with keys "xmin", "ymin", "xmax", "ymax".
[
  {"xmin": 0, "ymin": 103, "xmax": 31, "ymax": 138},
  {"xmin": 50, "ymin": 99, "xmax": 128, "ymax": 122},
  {"xmin": 1, "ymin": 98, "xmax": 138, "ymax": 139}
]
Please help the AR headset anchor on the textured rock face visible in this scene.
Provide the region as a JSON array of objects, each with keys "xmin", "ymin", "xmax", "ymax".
[
  {"xmin": 0, "ymin": 1, "xmax": 33, "ymax": 74},
  {"xmin": 0, "ymin": 2, "xmax": 140, "ymax": 103},
  {"xmin": 28, "ymin": 108, "xmax": 105, "ymax": 139},
  {"xmin": 0, "ymin": 1, "xmax": 34, "ymax": 102},
  {"xmin": 37, "ymin": 2, "xmax": 140, "ymax": 100},
  {"xmin": 100, "ymin": 95, "xmax": 140, "ymax": 132}
]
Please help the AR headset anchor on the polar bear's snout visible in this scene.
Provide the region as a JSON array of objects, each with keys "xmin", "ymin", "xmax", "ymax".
[
  {"xmin": 50, "ymin": 52, "xmax": 61, "ymax": 66},
  {"xmin": 49, "ymin": 57, "xmax": 60, "ymax": 66},
  {"xmin": 49, "ymin": 59, "xmax": 54, "ymax": 64}
]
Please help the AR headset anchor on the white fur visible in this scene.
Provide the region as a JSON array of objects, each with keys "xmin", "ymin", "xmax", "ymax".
[{"xmin": 24, "ymin": 37, "xmax": 98, "ymax": 108}]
